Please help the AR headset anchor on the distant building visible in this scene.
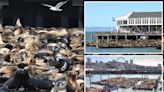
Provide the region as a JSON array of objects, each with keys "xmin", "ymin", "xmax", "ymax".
[
  {"xmin": 116, "ymin": 12, "xmax": 162, "ymax": 33},
  {"xmin": 87, "ymin": 57, "xmax": 92, "ymax": 63},
  {"xmin": 130, "ymin": 59, "xmax": 133, "ymax": 65},
  {"xmin": 157, "ymin": 64, "xmax": 162, "ymax": 70},
  {"xmin": 0, "ymin": 0, "xmax": 83, "ymax": 28}
]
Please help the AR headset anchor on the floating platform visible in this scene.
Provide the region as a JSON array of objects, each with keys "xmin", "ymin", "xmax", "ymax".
[{"xmin": 94, "ymin": 32, "xmax": 161, "ymax": 48}]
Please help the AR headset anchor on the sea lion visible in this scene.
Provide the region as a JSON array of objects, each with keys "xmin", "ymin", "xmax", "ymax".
[
  {"xmin": 0, "ymin": 66, "xmax": 17, "ymax": 78},
  {"xmin": 69, "ymin": 28, "xmax": 84, "ymax": 36},
  {"xmin": 66, "ymin": 72, "xmax": 78, "ymax": 92},
  {"xmin": 14, "ymin": 28, "xmax": 24, "ymax": 36},
  {"xmin": 0, "ymin": 48, "xmax": 10, "ymax": 56},
  {"xmin": 0, "ymin": 34, "xmax": 4, "ymax": 44},
  {"xmin": 15, "ymin": 18, "xmax": 22, "ymax": 27},
  {"xmin": 3, "ymin": 43, "xmax": 15, "ymax": 50},
  {"xmin": 37, "ymin": 28, "xmax": 68, "ymax": 37},
  {"xmin": 47, "ymin": 43, "xmax": 61, "ymax": 52},
  {"xmin": 50, "ymin": 78, "xmax": 67, "ymax": 92},
  {"xmin": 70, "ymin": 36, "xmax": 82, "ymax": 48},
  {"xmin": 2, "ymin": 31, "xmax": 14, "ymax": 43},
  {"xmin": 66, "ymin": 71, "xmax": 84, "ymax": 92},
  {"xmin": 76, "ymin": 79, "xmax": 84, "ymax": 92},
  {"xmin": 0, "ymin": 23, "xmax": 4, "ymax": 33},
  {"xmin": 3, "ymin": 68, "xmax": 52, "ymax": 91},
  {"xmin": 43, "ymin": 55, "xmax": 72, "ymax": 73},
  {"xmin": 24, "ymin": 36, "xmax": 41, "ymax": 53}
]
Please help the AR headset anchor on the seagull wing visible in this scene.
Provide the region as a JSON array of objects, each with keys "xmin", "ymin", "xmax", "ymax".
[
  {"xmin": 42, "ymin": 3, "xmax": 54, "ymax": 8},
  {"xmin": 55, "ymin": 0, "xmax": 68, "ymax": 9}
]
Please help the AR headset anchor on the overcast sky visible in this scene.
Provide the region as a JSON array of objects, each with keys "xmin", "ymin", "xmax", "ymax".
[{"xmin": 85, "ymin": 55, "xmax": 162, "ymax": 66}]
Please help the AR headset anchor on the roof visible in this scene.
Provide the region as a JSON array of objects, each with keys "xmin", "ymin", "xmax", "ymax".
[
  {"xmin": 116, "ymin": 12, "xmax": 133, "ymax": 20},
  {"xmin": 129, "ymin": 12, "xmax": 161, "ymax": 18}
]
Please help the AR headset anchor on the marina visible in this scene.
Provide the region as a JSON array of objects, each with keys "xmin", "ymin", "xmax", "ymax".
[
  {"xmin": 86, "ymin": 74, "xmax": 162, "ymax": 92},
  {"xmin": 85, "ymin": 55, "xmax": 162, "ymax": 92},
  {"xmin": 85, "ymin": 11, "xmax": 162, "ymax": 53}
]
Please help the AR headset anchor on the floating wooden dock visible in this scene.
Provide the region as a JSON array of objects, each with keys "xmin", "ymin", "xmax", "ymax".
[{"xmin": 94, "ymin": 32, "xmax": 161, "ymax": 48}]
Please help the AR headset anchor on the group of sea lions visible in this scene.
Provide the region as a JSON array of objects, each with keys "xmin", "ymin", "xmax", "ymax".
[{"xmin": 0, "ymin": 19, "xmax": 84, "ymax": 92}]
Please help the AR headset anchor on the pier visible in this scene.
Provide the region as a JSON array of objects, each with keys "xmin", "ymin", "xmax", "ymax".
[{"xmin": 95, "ymin": 32, "xmax": 161, "ymax": 48}]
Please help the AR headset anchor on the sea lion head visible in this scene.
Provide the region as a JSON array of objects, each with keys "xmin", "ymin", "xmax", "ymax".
[
  {"xmin": 52, "ymin": 78, "xmax": 67, "ymax": 90},
  {"xmin": 13, "ymin": 69, "xmax": 29, "ymax": 81}
]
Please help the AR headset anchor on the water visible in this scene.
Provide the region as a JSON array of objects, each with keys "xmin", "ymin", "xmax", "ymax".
[
  {"xmin": 85, "ymin": 32, "xmax": 161, "ymax": 53},
  {"xmin": 85, "ymin": 74, "xmax": 162, "ymax": 92},
  {"xmin": 86, "ymin": 46, "xmax": 161, "ymax": 53}
]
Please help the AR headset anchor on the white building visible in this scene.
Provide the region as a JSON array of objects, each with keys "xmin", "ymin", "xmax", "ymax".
[{"xmin": 116, "ymin": 12, "xmax": 162, "ymax": 33}]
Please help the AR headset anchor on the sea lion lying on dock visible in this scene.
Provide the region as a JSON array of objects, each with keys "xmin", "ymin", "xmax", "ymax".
[
  {"xmin": 0, "ymin": 34, "xmax": 4, "ymax": 45},
  {"xmin": 0, "ymin": 66, "xmax": 17, "ymax": 78},
  {"xmin": 37, "ymin": 28, "xmax": 68, "ymax": 37},
  {"xmin": 0, "ymin": 23, "xmax": 84, "ymax": 92},
  {"xmin": 2, "ymin": 67, "xmax": 52, "ymax": 91},
  {"xmin": 24, "ymin": 36, "xmax": 42, "ymax": 53},
  {"xmin": 44, "ymin": 55, "xmax": 72, "ymax": 73},
  {"xmin": 50, "ymin": 78, "xmax": 67, "ymax": 92}
]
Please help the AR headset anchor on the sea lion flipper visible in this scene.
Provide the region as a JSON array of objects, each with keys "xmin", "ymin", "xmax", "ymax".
[{"xmin": 3, "ymin": 77, "xmax": 20, "ymax": 89}]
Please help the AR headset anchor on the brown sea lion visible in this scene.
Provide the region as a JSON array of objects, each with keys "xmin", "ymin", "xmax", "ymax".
[
  {"xmin": 24, "ymin": 36, "xmax": 41, "ymax": 54},
  {"xmin": 0, "ymin": 66, "xmax": 17, "ymax": 78}
]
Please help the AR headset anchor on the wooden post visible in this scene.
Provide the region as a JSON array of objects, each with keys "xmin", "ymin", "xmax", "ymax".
[
  {"xmin": 156, "ymin": 25, "xmax": 158, "ymax": 32},
  {"xmin": 96, "ymin": 36, "xmax": 98, "ymax": 48},
  {"xmin": 89, "ymin": 73, "xmax": 92, "ymax": 87},
  {"xmin": 100, "ymin": 73, "xmax": 102, "ymax": 81},
  {"xmin": 78, "ymin": 6, "xmax": 83, "ymax": 28},
  {"xmin": 35, "ymin": 13, "xmax": 43, "ymax": 27},
  {"xmin": 115, "ymin": 35, "xmax": 118, "ymax": 44},
  {"xmin": 148, "ymin": 25, "xmax": 150, "ymax": 32},
  {"xmin": 102, "ymin": 36, "xmax": 104, "ymax": 41},
  {"xmin": 125, "ymin": 35, "xmax": 127, "ymax": 40},
  {"xmin": 0, "ymin": 6, "xmax": 3, "ymax": 25},
  {"xmin": 136, "ymin": 36, "xmax": 138, "ymax": 40},
  {"xmin": 61, "ymin": 14, "xmax": 68, "ymax": 28}
]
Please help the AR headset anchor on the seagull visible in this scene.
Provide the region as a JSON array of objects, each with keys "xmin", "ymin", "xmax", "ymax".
[{"xmin": 42, "ymin": 0, "xmax": 68, "ymax": 12}]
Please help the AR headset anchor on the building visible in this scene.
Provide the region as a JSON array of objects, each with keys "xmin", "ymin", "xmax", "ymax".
[
  {"xmin": 0, "ymin": 0, "xmax": 83, "ymax": 28},
  {"xmin": 95, "ymin": 12, "xmax": 162, "ymax": 48},
  {"xmin": 116, "ymin": 12, "xmax": 162, "ymax": 33}
]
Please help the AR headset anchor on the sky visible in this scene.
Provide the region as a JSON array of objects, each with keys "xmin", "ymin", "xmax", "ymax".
[
  {"xmin": 85, "ymin": 1, "xmax": 162, "ymax": 27},
  {"xmin": 85, "ymin": 55, "xmax": 162, "ymax": 66}
]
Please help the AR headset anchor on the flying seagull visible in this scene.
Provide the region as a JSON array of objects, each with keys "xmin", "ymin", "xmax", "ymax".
[{"xmin": 42, "ymin": 0, "xmax": 68, "ymax": 12}]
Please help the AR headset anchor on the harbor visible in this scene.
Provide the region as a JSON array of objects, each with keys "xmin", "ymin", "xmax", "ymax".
[
  {"xmin": 86, "ymin": 74, "xmax": 162, "ymax": 92},
  {"xmin": 85, "ymin": 11, "xmax": 162, "ymax": 53},
  {"xmin": 85, "ymin": 55, "xmax": 162, "ymax": 92}
]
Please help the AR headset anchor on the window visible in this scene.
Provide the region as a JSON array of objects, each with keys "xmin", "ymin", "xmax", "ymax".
[
  {"xmin": 131, "ymin": 19, "xmax": 133, "ymax": 24},
  {"xmin": 123, "ymin": 20, "xmax": 127, "ymax": 24},
  {"xmin": 150, "ymin": 19, "xmax": 152, "ymax": 24},
  {"xmin": 153, "ymin": 19, "xmax": 156, "ymax": 24},
  {"xmin": 157, "ymin": 18, "xmax": 161, "ymax": 24},
  {"xmin": 145, "ymin": 19, "xmax": 148, "ymax": 24},
  {"xmin": 139, "ymin": 19, "xmax": 141, "ymax": 24},
  {"xmin": 143, "ymin": 19, "xmax": 145, "ymax": 24}
]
